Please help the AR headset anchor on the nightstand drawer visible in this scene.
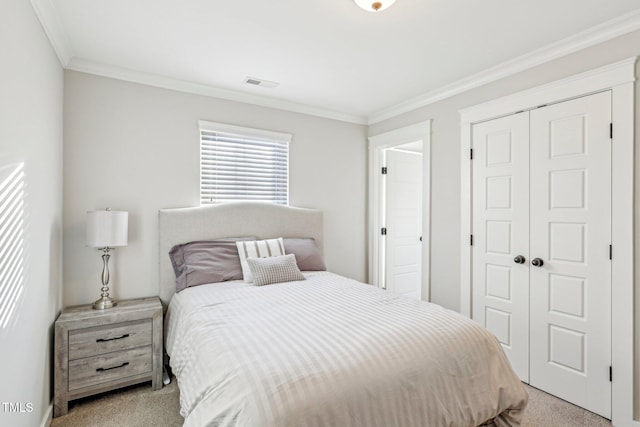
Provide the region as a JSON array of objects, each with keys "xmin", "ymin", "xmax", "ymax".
[
  {"xmin": 69, "ymin": 319, "xmax": 152, "ymax": 360},
  {"xmin": 68, "ymin": 346, "xmax": 152, "ymax": 391}
]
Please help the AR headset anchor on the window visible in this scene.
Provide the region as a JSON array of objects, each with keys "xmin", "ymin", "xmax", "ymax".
[{"xmin": 199, "ymin": 120, "xmax": 291, "ymax": 205}]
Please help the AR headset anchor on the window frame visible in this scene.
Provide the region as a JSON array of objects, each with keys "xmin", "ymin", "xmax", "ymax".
[{"xmin": 198, "ymin": 120, "xmax": 292, "ymax": 206}]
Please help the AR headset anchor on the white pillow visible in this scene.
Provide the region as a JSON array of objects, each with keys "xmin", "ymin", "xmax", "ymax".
[
  {"xmin": 247, "ymin": 254, "xmax": 305, "ymax": 286},
  {"xmin": 236, "ymin": 238, "xmax": 285, "ymax": 283}
]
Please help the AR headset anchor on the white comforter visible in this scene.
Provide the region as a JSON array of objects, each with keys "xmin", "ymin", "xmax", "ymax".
[{"xmin": 165, "ymin": 272, "xmax": 528, "ymax": 427}]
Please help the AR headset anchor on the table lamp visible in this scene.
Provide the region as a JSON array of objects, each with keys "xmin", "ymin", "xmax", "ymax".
[{"xmin": 86, "ymin": 208, "xmax": 128, "ymax": 309}]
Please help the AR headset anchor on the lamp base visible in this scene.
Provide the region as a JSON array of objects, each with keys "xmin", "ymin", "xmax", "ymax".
[{"xmin": 93, "ymin": 296, "xmax": 117, "ymax": 310}]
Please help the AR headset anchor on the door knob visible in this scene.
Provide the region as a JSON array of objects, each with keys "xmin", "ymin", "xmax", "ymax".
[
  {"xmin": 531, "ymin": 258, "xmax": 544, "ymax": 267},
  {"xmin": 513, "ymin": 255, "xmax": 526, "ymax": 264}
]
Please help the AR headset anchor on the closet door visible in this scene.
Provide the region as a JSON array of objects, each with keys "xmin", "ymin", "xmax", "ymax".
[
  {"xmin": 471, "ymin": 112, "xmax": 530, "ymax": 381},
  {"xmin": 529, "ymin": 91, "xmax": 612, "ymax": 418}
]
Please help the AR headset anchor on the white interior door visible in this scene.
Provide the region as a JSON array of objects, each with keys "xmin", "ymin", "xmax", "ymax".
[
  {"xmin": 471, "ymin": 113, "xmax": 530, "ymax": 381},
  {"xmin": 471, "ymin": 91, "xmax": 612, "ymax": 418},
  {"xmin": 384, "ymin": 149, "xmax": 422, "ymax": 299},
  {"xmin": 529, "ymin": 91, "xmax": 612, "ymax": 418}
]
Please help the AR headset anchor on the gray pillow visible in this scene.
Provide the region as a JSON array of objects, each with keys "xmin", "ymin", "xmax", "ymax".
[
  {"xmin": 246, "ymin": 254, "xmax": 306, "ymax": 286},
  {"xmin": 169, "ymin": 237, "xmax": 255, "ymax": 292},
  {"xmin": 283, "ymin": 238, "xmax": 326, "ymax": 271}
]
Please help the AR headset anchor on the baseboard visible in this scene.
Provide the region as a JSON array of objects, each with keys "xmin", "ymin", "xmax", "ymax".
[{"xmin": 40, "ymin": 404, "xmax": 52, "ymax": 427}]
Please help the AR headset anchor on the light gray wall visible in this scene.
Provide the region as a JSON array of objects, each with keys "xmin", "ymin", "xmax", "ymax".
[
  {"xmin": 369, "ymin": 29, "xmax": 640, "ymax": 313},
  {"xmin": 63, "ymin": 71, "xmax": 367, "ymax": 307},
  {"xmin": 0, "ymin": 1, "xmax": 63, "ymax": 426}
]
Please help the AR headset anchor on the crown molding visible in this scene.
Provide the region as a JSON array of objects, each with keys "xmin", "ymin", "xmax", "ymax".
[
  {"xmin": 30, "ymin": 0, "xmax": 366, "ymax": 124},
  {"xmin": 367, "ymin": 8, "xmax": 640, "ymax": 124},
  {"xmin": 459, "ymin": 56, "xmax": 637, "ymax": 124},
  {"xmin": 66, "ymin": 58, "xmax": 368, "ymax": 125},
  {"xmin": 31, "ymin": 0, "xmax": 640, "ymax": 127},
  {"xmin": 30, "ymin": 0, "xmax": 71, "ymax": 66}
]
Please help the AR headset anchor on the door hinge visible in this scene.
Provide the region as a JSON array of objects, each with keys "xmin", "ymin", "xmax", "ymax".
[
  {"xmin": 610, "ymin": 366, "xmax": 613, "ymax": 382},
  {"xmin": 470, "ymin": 235, "xmax": 473, "ymax": 246},
  {"xmin": 381, "ymin": 227, "xmax": 387, "ymax": 236},
  {"xmin": 381, "ymin": 167, "xmax": 388, "ymax": 175},
  {"xmin": 610, "ymin": 123, "xmax": 613, "ymax": 139},
  {"xmin": 609, "ymin": 245, "xmax": 612, "ymax": 260},
  {"xmin": 470, "ymin": 148, "xmax": 473, "ymax": 160}
]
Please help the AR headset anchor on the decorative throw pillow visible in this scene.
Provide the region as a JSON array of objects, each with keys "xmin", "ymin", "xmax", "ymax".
[
  {"xmin": 169, "ymin": 237, "xmax": 255, "ymax": 293},
  {"xmin": 246, "ymin": 254, "xmax": 305, "ymax": 286},
  {"xmin": 236, "ymin": 238, "xmax": 285, "ymax": 283},
  {"xmin": 283, "ymin": 238, "xmax": 326, "ymax": 271}
]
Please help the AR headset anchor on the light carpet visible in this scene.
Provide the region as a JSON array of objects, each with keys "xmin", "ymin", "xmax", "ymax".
[{"xmin": 51, "ymin": 379, "xmax": 611, "ymax": 427}]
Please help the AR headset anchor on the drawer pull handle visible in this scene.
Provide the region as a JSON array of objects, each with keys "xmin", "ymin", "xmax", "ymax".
[
  {"xmin": 96, "ymin": 362, "xmax": 129, "ymax": 372},
  {"xmin": 96, "ymin": 333, "xmax": 130, "ymax": 343}
]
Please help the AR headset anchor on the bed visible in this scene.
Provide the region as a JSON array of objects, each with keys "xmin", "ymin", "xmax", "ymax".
[{"xmin": 159, "ymin": 202, "xmax": 528, "ymax": 427}]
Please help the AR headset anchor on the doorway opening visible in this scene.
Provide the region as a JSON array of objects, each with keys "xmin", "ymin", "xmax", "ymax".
[{"xmin": 368, "ymin": 121, "xmax": 431, "ymax": 301}]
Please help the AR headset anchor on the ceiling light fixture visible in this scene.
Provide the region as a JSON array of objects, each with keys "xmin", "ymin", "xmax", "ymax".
[{"xmin": 354, "ymin": 0, "xmax": 396, "ymax": 12}]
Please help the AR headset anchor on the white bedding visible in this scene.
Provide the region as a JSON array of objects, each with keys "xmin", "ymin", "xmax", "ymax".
[{"xmin": 165, "ymin": 271, "xmax": 528, "ymax": 427}]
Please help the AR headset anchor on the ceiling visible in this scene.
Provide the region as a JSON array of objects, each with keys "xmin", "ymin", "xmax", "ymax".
[{"xmin": 34, "ymin": 0, "xmax": 640, "ymax": 124}]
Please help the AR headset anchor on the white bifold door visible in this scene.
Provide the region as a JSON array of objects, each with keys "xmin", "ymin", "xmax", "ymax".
[{"xmin": 472, "ymin": 91, "xmax": 612, "ymax": 418}]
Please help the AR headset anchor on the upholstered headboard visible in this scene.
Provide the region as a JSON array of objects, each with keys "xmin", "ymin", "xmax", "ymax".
[{"xmin": 158, "ymin": 202, "xmax": 323, "ymax": 306}]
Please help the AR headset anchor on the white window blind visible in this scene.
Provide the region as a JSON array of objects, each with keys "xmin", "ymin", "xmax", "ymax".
[{"xmin": 199, "ymin": 120, "xmax": 291, "ymax": 205}]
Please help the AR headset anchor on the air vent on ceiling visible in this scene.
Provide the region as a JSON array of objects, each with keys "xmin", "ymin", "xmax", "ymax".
[{"xmin": 244, "ymin": 77, "xmax": 279, "ymax": 89}]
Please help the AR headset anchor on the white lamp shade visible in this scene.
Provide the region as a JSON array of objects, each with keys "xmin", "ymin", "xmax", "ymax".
[
  {"xmin": 86, "ymin": 210, "xmax": 128, "ymax": 247},
  {"xmin": 354, "ymin": 0, "xmax": 396, "ymax": 12}
]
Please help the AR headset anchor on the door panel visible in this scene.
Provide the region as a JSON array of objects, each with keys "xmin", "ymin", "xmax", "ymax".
[
  {"xmin": 472, "ymin": 113, "xmax": 530, "ymax": 382},
  {"xmin": 385, "ymin": 149, "xmax": 422, "ymax": 299},
  {"xmin": 529, "ymin": 91, "xmax": 612, "ymax": 418}
]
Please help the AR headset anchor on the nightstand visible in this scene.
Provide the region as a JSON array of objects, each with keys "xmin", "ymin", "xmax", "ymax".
[{"xmin": 53, "ymin": 297, "xmax": 163, "ymax": 417}]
